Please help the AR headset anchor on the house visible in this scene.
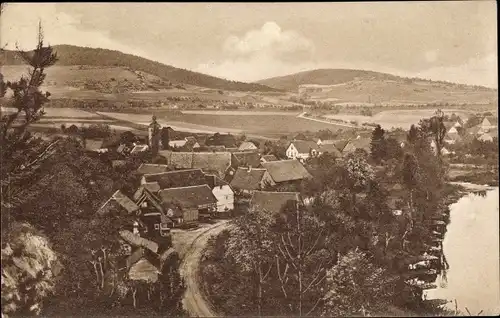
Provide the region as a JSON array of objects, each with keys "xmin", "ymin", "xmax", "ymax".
[
  {"xmin": 250, "ymin": 191, "xmax": 301, "ymax": 214},
  {"xmin": 480, "ymin": 116, "xmax": 498, "ymax": 131},
  {"xmin": 478, "ymin": 130, "xmax": 498, "ymax": 142},
  {"xmin": 230, "ymin": 167, "xmax": 275, "ymax": 194},
  {"xmin": 205, "ymin": 133, "xmax": 237, "ymax": 148},
  {"xmin": 260, "ymin": 154, "xmax": 278, "ymax": 163},
  {"xmin": 169, "ymin": 139, "xmax": 188, "ymax": 148},
  {"xmin": 430, "ymin": 139, "xmax": 451, "ymax": 156},
  {"xmin": 158, "ymin": 185, "xmax": 218, "ymax": 222},
  {"xmin": 183, "ymin": 137, "xmax": 201, "ymax": 151},
  {"xmin": 286, "ymin": 140, "xmax": 320, "ymax": 160},
  {"xmin": 137, "ymin": 163, "xmax": 170, "ymax": 175},
  {"xmin": 293, "ymin": 133, "xmax": 309, "ymax": 141},
  {"xmin": 231, "ymin": 151, "xmax": 262, "ymax": 169},
  {"xmin": 444, "ymin": 132, "xmax": 462, "ymax": 145},
  {"xmin": 317, "ymin": 143, "xmax": 342, "ymax": 158},
  {"xmin": 333, "ymin": 139, "xmax": 356, "ymax": 156},
  {"xmin": 141, "ymin": 169, "xmax": 207, "ymax": 189},
  {"xmin": 205, "ymin": 174, "xmax": 235, "ymax": 213},
  {"xmin": 158, "ymin": 151, "xmax": 232, "ymax": 178},
  {"xmin": 261, "ymin": 160, "xmax": 312, "ymax": 185},
  {"xmin": 133, "ymin": 184, "xmax": 178, "ymax": 233},
  {"xmin": 468, "ymin": 124, "xmax": 484, "ymax": 136},
  {"xmin": 238, "ymin": 141, "xmax": 258, "ymax": 151},
  {"xmin": 444, "ymin": 122, "xmax": 459, "ymax": 135},
  {"xmin": 97, "ymin": 190, "xmax": 140, "ymax": 217}
]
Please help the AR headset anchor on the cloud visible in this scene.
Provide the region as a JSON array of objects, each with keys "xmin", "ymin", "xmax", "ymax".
[
  {"xmin": 0, "ymin": 4, "xmax": 151, "ymax": 60},
  {"xmin": 196, "ymin": 21, "xmax": 316, "ymax": 82},
  {"xmin": 414, "ymin": 53, "xmax": 497, "ymax": 88}
]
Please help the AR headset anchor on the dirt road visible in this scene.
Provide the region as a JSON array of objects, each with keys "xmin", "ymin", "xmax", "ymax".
[{"xmin": 180, "ymin": 220, "xmax": 231, "ymax": 317}]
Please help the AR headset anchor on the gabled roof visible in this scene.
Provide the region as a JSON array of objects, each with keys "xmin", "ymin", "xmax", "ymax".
[
  {"xmin": 143, "ymin": 169, "xmax": 206, "ymax": 189},
  {"xmin": 128, "ymin": 258, "xmax": 160, "ymax": 283},
  {"xmin": 232, "ymin": 151, "xmax": 262, "ymax": 168},
  {"xmin": 230, "ymin": 167, "xmax": 268, "ymax": 191},
  {"xmin": 133, "ymin": 182, "xmax": 161, "ymax": 201},
  {"xmin": 97, "ymin": 190, "xmax": 139, "ymax": 216},
  {"xmin": 261, "ymin": 160, "xmax": 312, "ymax": 183},
  {"xmin": 159, "ymin": 151, "xmax": 232, "ymax": 177},
  {"xmin": 261, "ymin": 154, "xmax": 278, "ymax": 162},
  {"xmin": 250, "ymin": 191, "xmax": 301, "ymax": 214},
  {"xmin": 484, "ymin": 116, "xmax": 498, "ymax": 126},
  {"xmin": 238, "ymin": 141, "xmax": 258, "ymax": 150},
  {"xmin": 445, "ymin": 132, "xmax": 462, "ymax": 142},
  {"xmin": 158, "ymin": 185, "xmax": 217, "ymax": 208},
  {"xmin": 137, "ymin": 163, "xmax": 170, "ymax": 175},
  {"xmin": 468, "ymin": 124, "xmax": 483, "ymax": 135},
  {"xmin": 333, "ymin": 139, "xmax": 350, "ymax": 152},
  {"xmin": 317, "ymin": 143, "xmax": 342, "ymax": 157},
  {"xmin": 349, "ymin": 137, "xmax": 371, "ymax": 152},
  {"xmin": 290, "ymin": 140, "xmax": 318, "ymax": 154}
]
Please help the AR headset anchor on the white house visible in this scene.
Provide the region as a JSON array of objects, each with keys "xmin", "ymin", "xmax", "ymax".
[
  {"xmin": 205, "ymin": 174, "xmax": 234, "ymax": 213},
  {"xmin": 480, "ymin": 116, "xmax": 498, "ymax": 132},
  {"xmin": 286, "ymin": 140, "xmax": 319, "ymax": 160},
  {"xmin": 169, "ymin": 139, "xmax": 188, "ymax": 148}
]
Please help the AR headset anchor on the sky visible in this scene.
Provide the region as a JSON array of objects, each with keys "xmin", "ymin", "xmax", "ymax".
[{"xmin": 1, "ymin": 2, "xmax": 497, "ymax": 87}]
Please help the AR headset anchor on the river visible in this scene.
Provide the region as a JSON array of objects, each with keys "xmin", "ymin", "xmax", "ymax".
[{"xmin": 425, "ymin": 187, "xmax": 499, "ymax": 315}]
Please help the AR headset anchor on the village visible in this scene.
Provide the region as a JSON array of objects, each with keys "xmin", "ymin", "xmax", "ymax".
[{"xmin": 84, "ymin": 111, "xmax": 497, "ymax": 292}]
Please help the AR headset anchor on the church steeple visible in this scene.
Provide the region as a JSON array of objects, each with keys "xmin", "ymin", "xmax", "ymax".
[{"xmin": 148, "ymin": 115, "xmax": 161, "ymax": 156}]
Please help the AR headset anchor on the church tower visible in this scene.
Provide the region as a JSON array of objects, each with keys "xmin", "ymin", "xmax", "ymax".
[{"xmin": 148, "ymin": 115, "xmax": 161, "ymax": 156}]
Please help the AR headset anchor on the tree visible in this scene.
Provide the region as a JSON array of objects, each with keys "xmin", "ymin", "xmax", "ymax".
[
  {"xmin": 419, "ymin": 109, "xmax": 446, "ymax": 160},
  {"xmin": 160, "ymin": 127, "xmax": 170, "ymax": 150},
  {"xmin": 370, "ymin": 125, "xmax": 387, "ymax": 163},
  {"xmin": 272, "ymin": 202, "xmax": 333, "ymax": 316},
  {"xmin": 322, "ymin": 249, "xmax": 398, "ymax": 317},
  {"xmin": 226, "ymin": 207, "xmax": 275, "ymax": 316}
]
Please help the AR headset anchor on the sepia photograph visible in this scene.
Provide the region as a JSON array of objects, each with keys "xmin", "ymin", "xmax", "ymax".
[{"xmin": 0, "ymin": 2, "xmax": 498, "ymax": 317}]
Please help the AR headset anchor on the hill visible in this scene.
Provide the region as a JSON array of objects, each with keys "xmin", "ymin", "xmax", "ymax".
[
  {"xmin": 0, "ymin": 45, "xmax": 278, "ymax": 93},
  {"xmin": 256, "ymin": 69, "xmax": 497, "ymax": 105}
]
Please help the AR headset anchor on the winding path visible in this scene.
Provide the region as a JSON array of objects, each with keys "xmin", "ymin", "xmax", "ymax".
[{"xmin": 180, "ymin": 221, "xmax": 231, "ymax": 317}]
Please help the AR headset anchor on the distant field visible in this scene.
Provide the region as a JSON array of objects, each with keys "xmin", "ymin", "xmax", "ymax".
[
  {"xmin": 1, "ymin": 106, "xmax": 99, "ymax": 118},
  {"xmin": 324, "ymin": 109, "xmax": 477, "ymax": 130},
  {"xmin": 98, "ymin": 110, "xmax": 345, "ymax": 137},
  {"xmin": 180, "ymin": 110, "xmax": 300, "ymax": 116}
]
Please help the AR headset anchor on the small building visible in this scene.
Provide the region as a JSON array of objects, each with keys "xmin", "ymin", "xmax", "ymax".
[
  {"xmin": 158, "ymin": 185, "xmax": 217, "ymax": 222},
  {"xmin": 478, "ymin": 130, "xmax": 498, "ymax": 142},
  {"xmin": 285, "ymin": 140, "xmax": 319, "ymax": 160},
  {"xmin": 169, "ymin": 139, "xmax": 188, "ymax": 148},
  {"xmin": 238, "ymin": 141, "xmax": 258, "ymax": 151},
  {"xmin": 205, "ymin": 174, "xmax": 235, "ymax": 213},
  {"xmin": 250, "ymin": 191, "xmax": 301, "ymax": 214},
  {"xmin": 230, "ymin": 167, "xmax": 275, "ymax": 194},
  {"xmin": 444, "ymin": 132, "xmax": 462, "ymax": 145},
  {"xmin": 480, "ymin": 116, "xmax": 498, "ymax": 131},
  {"xmin": 261, "ymin": 159, "xmax": 312, "ymax": 186},
  {"xmin": 205, "ymin": 133, "xmax": 237, "ymax": 148}
]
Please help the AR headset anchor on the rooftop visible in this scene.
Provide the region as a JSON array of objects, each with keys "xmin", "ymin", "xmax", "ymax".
[
  {"xmin": 137, "ymin": 163, "xmax": 170, "ymax": 175},
  {"xmin": 230, "ymin": 167, "xmax": 268, "ymax": 191},
  {"xmin": 143, "ymin": 169, "xmax": 206, "ymax": 189},
  {"xmin": 261, "ymin": 159, "xmax": 312, "ymax": 183},
  {"xmin": 158, "ymin": 185, "xmax": 217, "ymax": 208}
]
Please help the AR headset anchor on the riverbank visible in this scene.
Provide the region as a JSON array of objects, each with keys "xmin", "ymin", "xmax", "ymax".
[{"xmin": 425, "ymin": 187, "xmax": 500, "ymax": 315}]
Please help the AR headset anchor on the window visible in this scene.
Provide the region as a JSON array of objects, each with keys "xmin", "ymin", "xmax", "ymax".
[{"xmin": 154, "ymin": 224, "xmax": 160, "ymax": 230}]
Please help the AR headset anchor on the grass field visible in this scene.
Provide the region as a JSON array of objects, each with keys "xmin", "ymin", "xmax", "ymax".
[{"xmin": 99, "ymin": 110, "xmax": 345, "ymax": 138}]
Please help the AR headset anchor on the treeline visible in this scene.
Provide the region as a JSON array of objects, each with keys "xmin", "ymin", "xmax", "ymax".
[
  {"xmin": 1, "ymin": 45, "xmax": 279, "ymax": 92},
  {"xmin": 1, "ymin": 30, "xmax": 185, "ymax": 317}
]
